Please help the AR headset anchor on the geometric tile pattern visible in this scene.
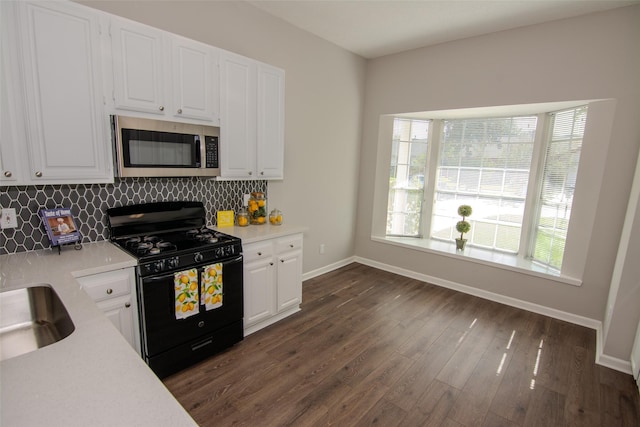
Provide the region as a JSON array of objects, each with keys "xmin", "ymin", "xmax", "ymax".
[{"xmin": 0, "ymin": 178, "xmax": 267, "ymax": 254}]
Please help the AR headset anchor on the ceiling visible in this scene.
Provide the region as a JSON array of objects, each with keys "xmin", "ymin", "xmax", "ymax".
[{"xmin": 247, "ymin": 0, "xmax": 638, "ymax": 59}]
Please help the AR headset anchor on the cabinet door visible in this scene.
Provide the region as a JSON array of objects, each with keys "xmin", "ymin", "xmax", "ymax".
[
  {"xmin": 77, "ymin": 268, "xmax": 140, "ymax": 355},
  {"xmin": 220, "ymin": 51, "xmax": 256, "ymax": 178},
  {"xmin": 277, "ymin": 249, "xmax": 302, "ymax": 312},
  {"xmin": 17, "ymin": 1, "xmax": 112, "ymax": 183},
  {"xmin": 97, "ymin": 295, "xmax": 137, "ymax": 351},
  {"xmin": 257, "ymin": 63, "xmax": 285, "ymax": 179},
  {"xmin": 243, "ymin": 259, "xmax": 277, "ymax": 326},
  {"xmin": 0, "ymin": 7, "xmax": 23, "ymax": 186},
  {"xmin": 110, "ymin": 17, "xmax": 166, "ymax": 115},
  {"xmin": 172, "ymin": 36, "xmax": 219, "ymax": 123}
]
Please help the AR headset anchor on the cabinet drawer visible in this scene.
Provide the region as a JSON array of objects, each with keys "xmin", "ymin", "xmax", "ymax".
[
  {"xmin": 242, "ymin": 241, "xmax": 274, "ymax": 263},
  {"xmin": 77, "ymin": 269, "xmax": 132, "ymax": 302},
  {"xmin": 276, "ymin": 234, "xmax": 303, "ymax": 254}
]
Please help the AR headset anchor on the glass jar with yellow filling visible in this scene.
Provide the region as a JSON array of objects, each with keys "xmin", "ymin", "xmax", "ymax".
[
  {"xmin": 269, "ymin": 209, "xmax": 283, "ymax": 225},
  {"xmin": 248, "ymin": 192, "xmax": 266, "ymax": 225},
  {"xmin": 237, "ymin": 208, "xmax": 249, "ymax": 227}
]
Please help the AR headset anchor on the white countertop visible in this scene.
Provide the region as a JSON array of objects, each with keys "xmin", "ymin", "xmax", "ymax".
[
  {"xmin": 214, "ymin": 223, "xmax": 308, "ymax": 244},
  {"xmin": 0, "ymin": 242, "xmax": 197, "ymax": 427}
]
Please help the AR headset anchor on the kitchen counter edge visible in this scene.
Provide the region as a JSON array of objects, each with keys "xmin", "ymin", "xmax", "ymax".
[
  {"xmin": 0, "ymin": 241, "xmax": 197, "ymax": 427},
  {"xmin": 214, "ymin": 223, "xmax": 308, "ymax": 244}
]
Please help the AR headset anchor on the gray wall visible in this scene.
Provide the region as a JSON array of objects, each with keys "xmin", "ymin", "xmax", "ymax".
[
  {"xmin": 356, "ymin": 5, "xmax": 640, "ymax": 361},
  {"xmin": 77, "ymin": 0, "xmax": 367, "ymax": 275}
]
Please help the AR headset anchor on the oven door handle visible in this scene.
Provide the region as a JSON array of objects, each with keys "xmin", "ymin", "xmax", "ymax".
[{"xmin": 142, "ymin": 255, "xmax": 243, "ymax": 282}]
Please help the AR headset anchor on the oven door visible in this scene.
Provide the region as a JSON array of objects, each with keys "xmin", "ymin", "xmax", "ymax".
[{"xmin": 138, "ymin": 255, "xmax": 243, "ymax": 359}]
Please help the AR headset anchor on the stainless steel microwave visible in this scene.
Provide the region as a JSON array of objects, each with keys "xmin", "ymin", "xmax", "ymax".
[{"xmin": 111, "ymin": 115, "xmax": 220, "ymax": 178}]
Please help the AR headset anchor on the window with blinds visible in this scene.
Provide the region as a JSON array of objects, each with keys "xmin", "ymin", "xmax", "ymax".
[
  {"xmin": 532, "ymin": 106, "xmax": 587, "ymax": 269},
  {"xmin": 431, "ymin": 116, "xmax": 538, "ymax": 251},
  {"xmin": 384, "ymin": 104, "xmax": 588, "ymax": 271},
  {"xmin": 386, "ymin": 118, "xmax": 429, "ymax": 236}
]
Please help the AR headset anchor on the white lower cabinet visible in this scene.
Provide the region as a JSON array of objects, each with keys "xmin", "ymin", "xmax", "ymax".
[
  {"xmin": 243, "ymin": 233, "xmax": 302, "ymax": 335},
  {"xmin": 77, "ymin": 268, "xmax": 140, "ymax": 355}
]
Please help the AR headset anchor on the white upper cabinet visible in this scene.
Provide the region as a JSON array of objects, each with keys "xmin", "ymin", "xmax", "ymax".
[
  {"xmin": 171, "ymin": 36, "xmax": 219, "ymax": 122},
  {"xmin": 110, "ymin": 18, "xmax": 165, "ymax": 115},
  {"xmin": 220, "ymin": 51, "xmax": 284, "ymax": 180},
  {"xmin": 0, "ymin": 12, "xmax": 23, "ymax": 185},
  {"xmin": 257, "ymin": 63, "xmax": 285, "ymax": 180},
  {"xmin": 220, "ymin": 51, "xmax": 257, "ymax": 178},
  {"xmin": 109, "ymin": 17, "xmax": 219, "ymax": 124},
  {"xmin": 1, "ymin": 0, "xmax": 113, "ymax": 185}
]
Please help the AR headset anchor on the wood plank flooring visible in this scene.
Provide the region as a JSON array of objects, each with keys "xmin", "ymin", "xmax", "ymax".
[{"xmin": 163, "ymin": 263, "xmax": 640, "ymax": 426}]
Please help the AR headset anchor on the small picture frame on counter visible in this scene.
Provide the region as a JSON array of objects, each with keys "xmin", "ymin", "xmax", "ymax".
[{"xmin": 40, "ymin": 207, "xmax": 82, "ymax": 253}]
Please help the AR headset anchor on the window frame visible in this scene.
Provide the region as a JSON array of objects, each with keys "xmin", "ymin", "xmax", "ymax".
[{"xmin": 371, "ymin": 100, "xmax": 615, "ymax": 286}]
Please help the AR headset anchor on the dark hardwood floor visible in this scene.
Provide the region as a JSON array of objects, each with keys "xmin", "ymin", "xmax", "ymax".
[{"xmin": 163, "ymin": 263, "xmax": 640, "ymax": 426}]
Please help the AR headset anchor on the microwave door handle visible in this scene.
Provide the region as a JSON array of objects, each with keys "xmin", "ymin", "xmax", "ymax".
[{"xmin": 195, "ymin": 136, "xmax": 201, "ymax": 167}]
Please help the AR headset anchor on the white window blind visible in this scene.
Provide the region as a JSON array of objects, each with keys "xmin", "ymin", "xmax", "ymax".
[
  {"xmin": 386, "ymin": 118, "xmax": 429, "ymax": 236},
  {"xmin": 431, "ymin": 116, "xmax": 538, "ymax": 252},
  {"xmin": 533, "ymin": 106, "xmax": 587, "ymax": 269}
]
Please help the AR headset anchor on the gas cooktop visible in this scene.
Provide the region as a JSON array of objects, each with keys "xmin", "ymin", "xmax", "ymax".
[{"xmin": 113, "ymin": 227, "xmax": 237, "ymax": 260}]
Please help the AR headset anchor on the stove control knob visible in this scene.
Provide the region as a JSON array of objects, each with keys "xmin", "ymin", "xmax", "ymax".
[
  {"xmin": 153, "ymin": 260, "xmax": 165, "ymax": 273},
  {"xmin": 194, "ymin": 252, "xmax": 203, "ymax": 263},
  {"xmin": 167, "ymin": 257, "xmax": 179, "ymax": 269}
]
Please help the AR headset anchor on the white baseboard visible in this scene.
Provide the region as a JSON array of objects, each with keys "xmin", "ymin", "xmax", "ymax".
[
  {"xmin": 303, "ymin": 256, "xmax": 633, "ymax": 375},
  {"xmin": 302, "ymin": 256, "xmax": 356, "ymax": 281},
  {"xmin": 595, "ymin": 323, "xmax": 634, "ymax": 374}
]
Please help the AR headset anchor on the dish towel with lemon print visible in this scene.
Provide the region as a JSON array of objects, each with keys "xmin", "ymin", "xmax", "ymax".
[
  {"xmin": 175, "ymin": 269, "xmax": 199, "ymax": 320},
  {"xmin": 201, "ymin": 263, "xmax": 223, "ymax": 311}
]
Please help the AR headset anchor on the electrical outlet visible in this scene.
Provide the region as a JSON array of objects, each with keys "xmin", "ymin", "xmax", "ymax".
[
  {"xmin": 243, "ymin": 194, "xmax": 250, "ymax": 207},
  {"xmin": 1, "ymin": 208, "xmax": 18, "ymax": 229},
  {"xmin": 319, "ymin": 244, "xmax": 325, "ymax": 254}
]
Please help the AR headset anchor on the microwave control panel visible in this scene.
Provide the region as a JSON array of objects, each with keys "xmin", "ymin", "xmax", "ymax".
[{"xmin": 204, "ymin": 136, "xmax": 219, "ymax": 169}]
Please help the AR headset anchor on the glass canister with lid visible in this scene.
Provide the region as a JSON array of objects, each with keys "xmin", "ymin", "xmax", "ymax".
[
  {"xmin": 269, "ymin": 209, "xmax": 283, "ymax": 225},
  {"xmin": 248, "ymin": 192, "xmax": 267, "ymax": 224},
  {"xmin": 237, "ymin": 207, "xmax": 249, "ymax": 227}
]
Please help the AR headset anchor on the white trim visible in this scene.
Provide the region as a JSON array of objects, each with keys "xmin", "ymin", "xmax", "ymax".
[
  {"xmin": 355, "ymin": 255, "xmax": 595, "ymax": 327},
  {"xmin": 302, "ymin": 256, "xmax": 356, "ymax": 281},
  {"xmin": 243, "ymin": 306, "xmax": 300, "ymax": 336},
  {"xmin": 303, "ymin": 257, "xmax": 634, "ymax": 375},
  {"xmin": 594, "ymin": 323, "xmax": 633, "ymax": 374},
  {"xmin": 372, "ymin": 235, "xmax": 582, "ymax": 287}
]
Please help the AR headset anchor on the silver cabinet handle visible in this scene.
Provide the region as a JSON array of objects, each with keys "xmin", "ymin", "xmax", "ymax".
[
  {"xmin": 159, "ymin": 106, "xmax": 165, "ymax": 111},
  {"xmin": 248, "ymin": 171, "xmax": 253, "ymax": 176},
  {"xmin": 290, "ymin": 244, "xmax": 294, "ymax": 248},
  {"xmin": 260, "ymin": 171, "xmax": 264, "ymax": 175},
  {"xmin": 106, "ymin": 288, "xmax": 113, "ymax": 295},
  {"xmin": 125, "ymin": 302, "xmax": 131, "ymax": 308},
  {"xmin": 177, "ymin": 108, "xmax": 182, "ymax": 114},
  {"xmin": 269, "ymin": 262, "xmax": 273, "ymax": 266},
  {"xmin": 35, "ymin": 171, "xmax": 42, "ymax": 177},
  {"xmin": 257, "ymin": 252, "xmax": 262, "ymax": 256},
  {"xmin": 3, "ymin": 171, "xmax": 11, "ymax": 178}
]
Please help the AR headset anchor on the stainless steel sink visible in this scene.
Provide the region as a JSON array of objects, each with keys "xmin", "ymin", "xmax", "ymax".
[{"xmin": 0, "ymin": 285, "xmax": 75, "ymax": 361}]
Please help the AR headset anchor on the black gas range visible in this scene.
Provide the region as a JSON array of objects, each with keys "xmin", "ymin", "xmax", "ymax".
[
  {"xmin": 107, "ymin": 201, "xmax": 244, "ymax": 378},
  {"xmin": 115, "ymin": 228, "xmax": 242, "ymax": 277}
]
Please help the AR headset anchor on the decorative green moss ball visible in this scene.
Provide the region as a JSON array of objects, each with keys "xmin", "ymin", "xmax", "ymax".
[{"xmin": 458, "ymin": 205, "xmax": 472, "ymax": 217}]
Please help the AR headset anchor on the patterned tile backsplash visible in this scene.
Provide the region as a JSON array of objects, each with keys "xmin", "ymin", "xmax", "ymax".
[{"xmin": 0, "ymin": 178, "xmax": 266, "ymax": 255}]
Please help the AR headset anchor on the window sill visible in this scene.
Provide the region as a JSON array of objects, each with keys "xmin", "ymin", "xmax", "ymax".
[{"xmin": 371, "ymin": 235, "xmax": 582, "ymax": 287}]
